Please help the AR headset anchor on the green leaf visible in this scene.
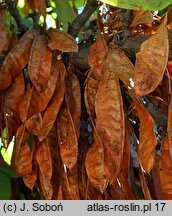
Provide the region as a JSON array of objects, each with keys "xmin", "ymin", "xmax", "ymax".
[
  {"xmin": 53, "ymin": 0, "xmax": 76, "ymax": 30},
  {"xmin": 99, "ymin": 0, "xmax": 172, "ymax": 11},
  {"xmin": 0, "ymin": 172, "xmax": 11, "ymax": 200},
  {"xmin": 70, "ymin": 0, "xmax": 85, "ymax": 8},
  {"xmin": 0, "ymin": 166, "xmax": 19, "ymax": 179}
]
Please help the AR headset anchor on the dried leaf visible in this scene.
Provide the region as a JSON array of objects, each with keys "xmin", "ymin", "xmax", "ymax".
[
  {"xmin": 34, "ymin": 0, "xmax": 46, "ymax": 17},
  {"xmin": 85, "ymin": 131, "xmax": 107, "ymax": 192},
  {"xmin": 57, "ymin": 100, "xmax": 78, "ymax": 169},
  {"xmin": 0, "ymin": 29, "xmax": 38, "ymax": 91},
  {"xmin": 18, "ymin": 58, "xmax": 59, "ymax": 121},
  {"xmin": 65, "ymin": 71, "xmax": 81, "ymax": 138},
  {"xmin": 95, "ymin": 67, "xmax": 125, "ymax": 184},
  {"xmin": 130, "ymin": 11, "xmax": 153, "ymax": 27},
  {"xmin": 36, "ymin": 139, "xmax": 53, "ymax": 199},
  {"xmin": 0, "ymin": 9, "xmax": 6, "ymax": 52},
  {"xmin": 134, "ymin": 100, "xmax": 157, "ymax": 173},
  {"xmin": 159, "ymin": 137, "xmax": 172, "ymax": 199},
  {"xmin": 134, "ymin": 15, "xmax": 169, "ymax": 96},
  {"xmin": 38, "ymin": 60, "xmax": 66, "ymax": 141},
  {"xmin": 28, "ymin": 33, "xmax": 52, "ymax": 91},
  {"xmin": 47, "ymin": 28, "xmax": 78, "ymax": 52}
]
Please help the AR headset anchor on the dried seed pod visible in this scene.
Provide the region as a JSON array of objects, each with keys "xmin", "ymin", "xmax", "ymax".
[
  {"xmin": 0, "ymin": 29, "xmax": 38, "ymax": 90},
  {"xmin": 28, "ymin": 33, "xmax": 52, "ymax": 91},
  {"xmin": 47, "ymin": 28, "xmax": 78, "ymax": 52}
]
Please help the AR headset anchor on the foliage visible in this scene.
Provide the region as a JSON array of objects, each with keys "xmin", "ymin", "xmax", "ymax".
[
  {"xmin": 0, "ymin": 0, "xmax": 172, "ymax": 200},
  {"xmin": 99, "ymin": 0, "xmax": 172, "ymax": 11}
]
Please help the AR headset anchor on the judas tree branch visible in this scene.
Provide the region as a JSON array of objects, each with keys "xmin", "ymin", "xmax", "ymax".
[
  {"xmin": 71, "ymin": 30, "xmax": 172, "ymax": 70},
  {"xmin": 68, "ymin": 0, "xmax": 98, "ymax": 38},
  {"xmin": 120, "ymin": 30, "xmax": 172, "ymax": 61},
  {"xmin": 5, "ymin": 0, "xmax": 28, "ymax": 33}
]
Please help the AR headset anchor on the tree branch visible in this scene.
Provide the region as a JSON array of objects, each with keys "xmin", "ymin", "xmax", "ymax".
[
  {"xmin": 120, "ymin": 30, "xmax": 172, "ymax": 61},
  {"xmin": 71, "ymin": 30, "xmax": 172, "ymax": 70},
  {"xmin": 5, "ymin": 0, "xmax": 28, "ymax": 33},
  {"xmin": 68, "ymin": 0, "xmax": 98, "ymax": 38}
]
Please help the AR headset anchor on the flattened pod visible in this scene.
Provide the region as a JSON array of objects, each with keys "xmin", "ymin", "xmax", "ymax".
[
  {"xmin": 14, "ymin": 142, "xmax": 32, "ymax": 176},
  {"xmin": 0, "ymin": 29, "xmax": 38, "ymax": 91},
  {"xmin": 168, "ymin": 94, "xmax": 172, "ymax": 159},
  {"xmin": 36, "ymin": 139, "xmax": 52, "ymax": 181},
  {"xmin": 39, "ymin": 169, "xmax": 53, "ymax": 200},
  {"xmin": 84, "ymin": 70, "xmax": 100, "ymax": 122},
  {"xmin": 12, "ymin": 124, "xmax": 32, "ymax": 176},
  {"xmin": 36, "ymin": 139, "xmax": 53, "ymax": 200},
  {"xmin": 88, "ymin": 33, "xmax": 108, "ymax": 78},
  {"xmin": 4, "ymin": 73, "xmax": 25, "ymax": 144},
  {"xmin": 107, "ymin": 44, "xmax": 134, "ymax": 88},
  {"xmin": 134, "ymin": 15, "xmax": 168, "ymax": 96},
  {"xmin": 28, "ymin": 33, "xmax": 52, "ymax": 91},
  {"xmin": 134, "ymin": 100, "xmax": 157, "ymax": 173},
  {"xmin": 23, "ymin": 162, "xmax": 37, "ymax": 190},
  {"xmin": 95, "ymin": 69, "xmax": 125, "ymax": 184},
  {"xmin": 38, "ymin": 60, "xmax": 66, "ymax": 141},
  {"xmin": 85, "ymin": 131, "xmax": 107, "ymax": 192},
  {"xmin": 57, "ymin": 100, "xmax": 78, "ymax": 170},
  {"xmin": 65, "ymin": 71, "xmax": 81, "ymax": 138},
  {"xmin": 159, "ymin": 137, "xmax": 172, "ymax": 199},
  {"xmin": 0, "ymin": 10, "xmax": 6, "ymax": 52},
  {"xmin": 18, "ymin": 57, "xmax": 59, "ymax": 121},
  {"xmin": 47, "ymin": 28, "xmax": 78, "ymax": 52}
]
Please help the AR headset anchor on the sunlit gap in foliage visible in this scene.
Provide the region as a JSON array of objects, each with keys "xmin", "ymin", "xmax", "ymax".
[
  {"xmin": 46, "ymin": 15, "xmax": 56, "ymax": 28},
  {"xmin": 0, "ymin": 137, "xmax": 14, "ymax": 165},
  {"xmin": 18, "ymin": 0, "xmax": 25, "ymax": 8},
  {"xmin": 78, "ymin": 7, "xmax": 84, "ymax": 14}
]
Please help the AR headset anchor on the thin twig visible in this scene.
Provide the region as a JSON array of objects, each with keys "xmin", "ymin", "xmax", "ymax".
[
  {"xmin": 5, "ymin": 0, "xmax": 28, "ymax": 33},
  {"xmin": 68, "ymin": 0, "xmax": 98, "ymax": 38}
]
